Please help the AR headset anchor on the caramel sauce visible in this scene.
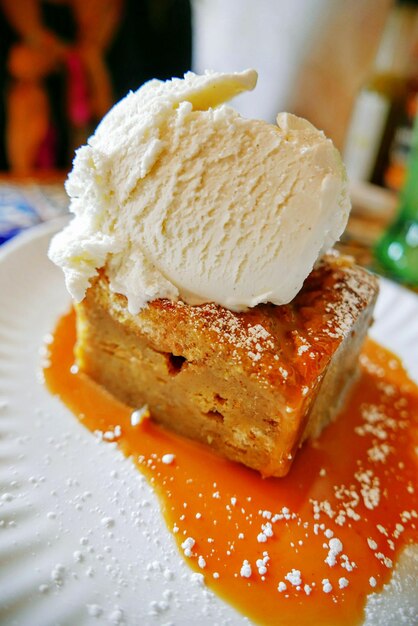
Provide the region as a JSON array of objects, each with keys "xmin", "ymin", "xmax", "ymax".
[{"xmin": 44, "ymin": 309, "xmax": 418, "ymax": 626}]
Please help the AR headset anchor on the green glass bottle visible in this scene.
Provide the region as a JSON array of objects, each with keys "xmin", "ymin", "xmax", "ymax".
[{"xmin": 374, "ymin": 110, "xmax": 418, "ymax": 285}]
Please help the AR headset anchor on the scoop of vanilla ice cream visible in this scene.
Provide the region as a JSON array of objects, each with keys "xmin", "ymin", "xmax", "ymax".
[{"xmin": 49, "ymin": 69, "xmax": 351, "ymax": 314}]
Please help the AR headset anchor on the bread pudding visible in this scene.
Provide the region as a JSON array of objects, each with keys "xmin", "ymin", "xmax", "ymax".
[
  {"xmin": 49, "ymin": 70, "xmax": 377, "ymax": 476},
  {"xmin": 74, "ymin": 253, "xmax": 378, "ymax": 477}
]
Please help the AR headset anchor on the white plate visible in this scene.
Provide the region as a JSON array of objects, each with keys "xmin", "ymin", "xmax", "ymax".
[{"xmin": 0, "ymin": 221, "xmax": 417, "ymax": 626}]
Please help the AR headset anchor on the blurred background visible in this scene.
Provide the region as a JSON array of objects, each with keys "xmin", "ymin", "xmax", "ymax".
[{"xmin": 1, "ymin": 0, "xmax": 418, "ymax": 285}]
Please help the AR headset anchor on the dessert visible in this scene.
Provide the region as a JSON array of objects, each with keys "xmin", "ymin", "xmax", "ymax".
[
  {"xmin": 75, "ymin": 255, "xmax": 377, "ymax": 477},
  {"xmin": 49, "ymin": 70, "xmax": 378, "ymax": 476},
  {"xmin": 43, "ymin": 68, "xmax": 417, "ymax": 626}
]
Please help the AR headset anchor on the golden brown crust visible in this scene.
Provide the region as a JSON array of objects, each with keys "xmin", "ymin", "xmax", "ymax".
[{"xmin": 75, "ymin": 253, "xmax": 379, "ymax": 477}]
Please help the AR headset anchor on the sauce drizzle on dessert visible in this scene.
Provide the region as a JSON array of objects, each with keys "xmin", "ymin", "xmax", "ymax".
[{"xmin": 44, "ymin": 309, "xmax": 418, "ymax": 626}]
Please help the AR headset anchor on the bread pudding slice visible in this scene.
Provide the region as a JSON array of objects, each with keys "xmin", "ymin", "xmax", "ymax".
[{"xmin": 74, "ymin": 253, "xmax": 378, "ymax": 477}]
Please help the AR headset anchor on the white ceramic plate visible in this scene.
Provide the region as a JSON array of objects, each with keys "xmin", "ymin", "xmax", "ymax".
[{"xmin": 0, "ymin": 220, "xmax": 417, "ymax": 626}]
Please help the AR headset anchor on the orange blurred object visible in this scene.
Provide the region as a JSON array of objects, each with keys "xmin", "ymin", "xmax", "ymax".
[{"xmin": 2, "ymin": 0, "xmax": 123, "ymax": 173}]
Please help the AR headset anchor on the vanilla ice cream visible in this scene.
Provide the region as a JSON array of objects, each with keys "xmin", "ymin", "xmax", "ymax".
[{"xmin": 49, "ymin": 69, "xmax": 350, "ymax": 314}]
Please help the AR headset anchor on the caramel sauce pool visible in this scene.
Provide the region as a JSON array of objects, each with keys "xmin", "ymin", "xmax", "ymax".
[{"xmin": 44, "ymin": 310, "xmax": 418, "ymax": 626}]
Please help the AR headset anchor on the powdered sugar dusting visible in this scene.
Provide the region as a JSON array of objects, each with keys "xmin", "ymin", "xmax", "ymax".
[{"xmin": 151, "ymin": 254, "xmax": 378, "ymax": 390}]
